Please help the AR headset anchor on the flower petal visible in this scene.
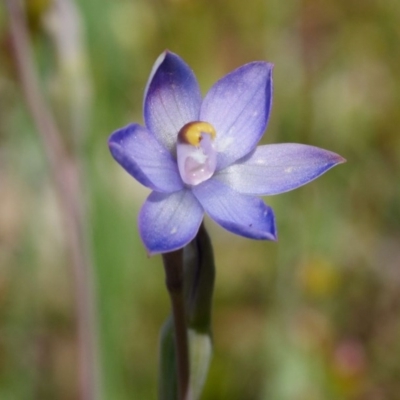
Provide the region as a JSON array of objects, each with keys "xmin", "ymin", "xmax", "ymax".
[
  {"xmin": 192, "ymin": 180, "xmax": 276, "ymax": 240},
  {"xmin": 144, "ymin": 51, "xmax": 202, "ymax": 152},
  {"xmin": 200, "ymin": 62, "xmax": 273, "ymax": 170},
  {"xmin": 215, "ymin": 144, "xmax": 346, "ymax": 195},
  {"xmin": 108, "ymin": 123, "xmax": 183, "ymax": 193},
  {"xmin": 139, "ymin": 189, "xmax": 204, "ymax": 255}
]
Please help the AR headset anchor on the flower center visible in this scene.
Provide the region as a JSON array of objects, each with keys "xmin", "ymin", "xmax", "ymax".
[{"xmin": 177, "ymin": 121, "xmax": 217, "ymax": 186}]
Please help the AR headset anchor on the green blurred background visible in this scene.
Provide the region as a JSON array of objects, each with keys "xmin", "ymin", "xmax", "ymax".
[{"xmin": 1, "ymin": 0, "xmax": 400, "ymax": 399}]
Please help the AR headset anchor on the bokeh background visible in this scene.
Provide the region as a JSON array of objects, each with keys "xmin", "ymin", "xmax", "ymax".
[{"xmin": 1, "ymin": 0, "xmax": 400, "ymax": 399}]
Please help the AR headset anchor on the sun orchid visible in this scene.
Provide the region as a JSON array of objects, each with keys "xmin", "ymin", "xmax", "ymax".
[{"xmin": 108, "ymin": 51, "xmax": 345, "ymax": 255}]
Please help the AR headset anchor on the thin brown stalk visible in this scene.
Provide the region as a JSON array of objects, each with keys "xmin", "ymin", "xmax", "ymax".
[{"xmin": 6, "ymin": 1, "xmax": 99, "ymax": 399}]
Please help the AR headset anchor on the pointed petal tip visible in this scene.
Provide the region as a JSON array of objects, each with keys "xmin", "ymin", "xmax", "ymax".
[
  {"xmin": 267, "ymin": 229, "xmax": 278, "ymax": 242},
  {"xmin": 155, "ymin": 49, "xmax": 175, "ymax": 65},
  {"xmin": 248, "ymin": 60, "xmax": 274, "ymax": 70},
  {"xmin": 107, "ymin": 130, "xmax": 123, "ymax": 158},
  {"xmin": 108, "ymin": 123, "xmax": 132, "ymax": 147},
  {"xmin": 329, "ymin": 153, "xmax": 346, "ymax": 168},
  {"xmin": 264, "ymin": 61, "xmax": 274, "ymax": 72},
  {"xmin": 266, "ymin": 215, "xmax": 278, "ymax": 242},
  {"xmin": 108, "ymin": 133, "xmax": 119, "ymax": 152}
]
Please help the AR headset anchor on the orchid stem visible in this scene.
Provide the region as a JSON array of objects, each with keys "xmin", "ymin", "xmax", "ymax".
[{"xmin": 162, "ymin": 250, "xmax": 190, "ymax": 400}]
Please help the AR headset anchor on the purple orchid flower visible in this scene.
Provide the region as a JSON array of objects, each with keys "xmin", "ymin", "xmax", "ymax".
[{"xmin": 108, "ymin": 51, "xmax": 345, "ymax": 255}]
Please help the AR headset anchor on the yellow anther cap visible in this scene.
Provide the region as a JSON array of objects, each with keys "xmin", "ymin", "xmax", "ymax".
[{"xmin": 178, "ymin": 121, "xmax": 216, "ymax": 146}]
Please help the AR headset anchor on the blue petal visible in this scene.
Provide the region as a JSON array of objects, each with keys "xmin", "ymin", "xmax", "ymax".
[
  {"xmin": 192, "ymin": 180, "xmax": 276, "ymax": 240},
  {"xmin": 108, "ymin": 123, "xmax": 183, "ymax": 193},
  {"xmin": 215, "ymin": 144, "xmax": 346, "ymax": 195},
  {"xmin": 144, "ymin": 51, "xmax": 202, "ymax": 152},
  {"xmin": 139, "ymin": 189, "xmax": 204, "ymax": 255},
  {"xmin": 200, "ymin": 62, "xmax": 273, "ymax": 170}
]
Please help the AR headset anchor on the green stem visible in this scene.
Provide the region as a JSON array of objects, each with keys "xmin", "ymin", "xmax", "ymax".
[{"xmin": 162, "ymin": 250, "xmax": 190, "ymax": 400}]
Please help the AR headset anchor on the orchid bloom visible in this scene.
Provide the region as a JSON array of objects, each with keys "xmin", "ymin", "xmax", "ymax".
[{"xmin": 108, "ymin": 51, "xmax": 345, "ymax": 255}]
